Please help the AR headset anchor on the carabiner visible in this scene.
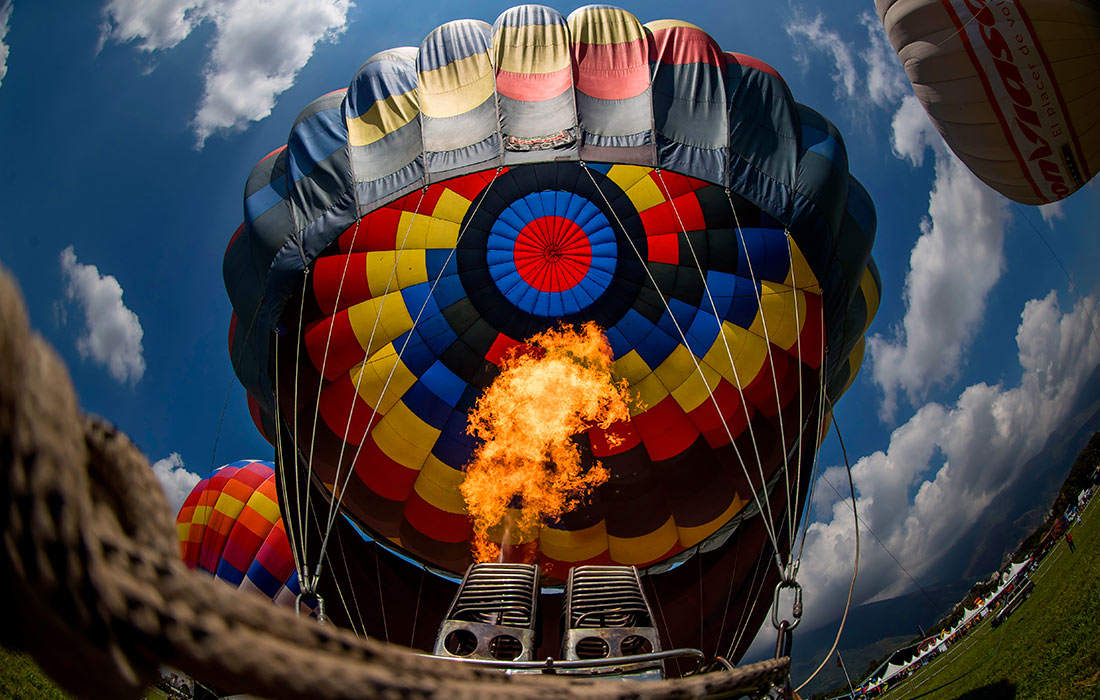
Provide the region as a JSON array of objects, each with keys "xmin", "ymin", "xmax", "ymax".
[
  {"xmin": 771, "ymin": 578, "xmax": 803, "ymax": 631},
  {"xmin": 296, "ymin": 590, "xmax": 327, "ymax": 624}
]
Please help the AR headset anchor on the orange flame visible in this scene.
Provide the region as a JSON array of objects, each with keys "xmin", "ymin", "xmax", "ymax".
[{"xmin": 460, "ymin": 322, "xmax": 633, "ymax": 563}]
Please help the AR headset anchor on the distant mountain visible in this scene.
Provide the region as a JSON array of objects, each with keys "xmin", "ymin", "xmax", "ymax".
[
  {"xmin": 793, "ymin": 361, "xmax": 1100, "ymax": 698},
  {"xmin": 952, "ymin": 368, "xmax": 1100, "ymax": 581},
  {"xmin": 792, "ymin": 580, "xmax": 971, "ymax": 697},
  {"xmin": 794, "ymin": 634, "xmax": 914, "ymax": 699}
]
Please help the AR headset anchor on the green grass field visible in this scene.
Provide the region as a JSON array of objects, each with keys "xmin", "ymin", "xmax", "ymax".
[
  {"xmin": 879, "ymin": 492, "xmax": 1100, "ymax": 700},
  {"xmin": 0, "ymin": 647, "xmax": 74, "ymax": 700},
  {"xmin": 0, "ymin": 646, "xmax": 174, "ymax": 700}
]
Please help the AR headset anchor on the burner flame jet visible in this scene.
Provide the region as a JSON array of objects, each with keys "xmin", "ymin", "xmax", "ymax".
[{"xmin": 461, "ymin": 322, "xmax": 634, "ymax": 563}]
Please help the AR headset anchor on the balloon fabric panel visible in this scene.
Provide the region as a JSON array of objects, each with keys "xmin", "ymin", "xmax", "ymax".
[
  {"xmin": 221, "ymin": 5, "xmax": 881, "ymax": 591},
  {"xmin": 875, "ymin": 0, "xmax": 1100, "ymax": 203},
  {"xmin": 177, "ymin": 461, "xmax": 305, "ymax": 608},
  {"xmin": 286, "ymin": 162, "xmax": 827, "ymax": 579}
]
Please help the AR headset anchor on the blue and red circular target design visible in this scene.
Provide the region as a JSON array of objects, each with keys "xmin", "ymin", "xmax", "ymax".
[
  {"xmin": 485, "ymin": 190, "xmax": 616, "ymax": 317},
  {"xmin": 292, "ymin": 162, "xmax": 824, "ymax": 581}
]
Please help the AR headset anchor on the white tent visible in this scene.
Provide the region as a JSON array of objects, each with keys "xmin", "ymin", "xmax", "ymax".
[{"xmin": 860, "ymin": 559, "xmax": 1033, "ymax": 690}]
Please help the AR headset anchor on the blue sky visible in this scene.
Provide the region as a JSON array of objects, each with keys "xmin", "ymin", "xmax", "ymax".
[{"xmin": 1, "ymin": 0, "xmax": 1098, "ymax": 657}]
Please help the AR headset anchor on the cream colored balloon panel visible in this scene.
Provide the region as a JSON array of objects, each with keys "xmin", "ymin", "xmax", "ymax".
[{"xmin": 877, "ymin": 0, "xmax": 1100, "ymax": 204}]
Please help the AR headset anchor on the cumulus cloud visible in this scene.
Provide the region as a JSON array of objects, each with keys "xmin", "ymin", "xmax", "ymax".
[
  {"xmin": 152, "ymin": 452, "xmax": 201, "ymax": 514},
  {"xmin": 785, "ymin": 14, "xmax": 1012, "ymax": 414},
  {"xmin": 100, "ymin": 0, "xmax": 352, "ymax": 146},
  {"xmin": 786, "ymin": 9, "xmax": 908, "ymax": 108},
  {"xmin": 0, "ymin": 0, "xmax": 12, "ymax": 89},
  {"xmin": 789, "ymin": 14, "xmax": 1012, "ymax": 416},
  {"xmin": 890, "ymin": 94, "xmax": 937, "ymax": 167},
  {"xmin": 796, "ymin": 291, "xmax": 1100, "ymax": 634},
  {"xmin": 858, "ymin": 12, "xmax": 908, "ymax": 108},
  {"xmin": 1038, "ymin": 202, "xmax": 1065, "ymax": 228},
  {"xmin": 59, "ymin": 246, "xmax": 146, "ymax": 385},
  {"xmin": 868, "ymin": 96, "xmax": 1010, "ymax": 416},
  {"xmin": 786, "ymin": 12, "xmax": 858, "ymax": 101}
]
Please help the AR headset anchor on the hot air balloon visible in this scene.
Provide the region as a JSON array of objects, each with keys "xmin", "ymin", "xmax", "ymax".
[
  {"xmin": 177, "ymin": 460, "xmax": 306, "ymax": 608},
  {"xmin": 222, "ymin": 5, "xmax": 880, "ymax": 667},
  {"xmin": 875, "ymin": 0, "xmax": 1100, "ymax": 204}
]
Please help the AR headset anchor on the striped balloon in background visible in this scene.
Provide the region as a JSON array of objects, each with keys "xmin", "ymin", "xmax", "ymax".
[{"xmin": 177, "ymin": 460, "xmax": 304, "ymax": 607}]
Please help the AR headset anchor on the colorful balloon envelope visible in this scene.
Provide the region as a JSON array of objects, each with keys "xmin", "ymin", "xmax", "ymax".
[
  {"xmin": 177, "ymin": 460, "xmax": 305, "ymax": 607},
  {"xmin": 222, "ymin": 5, "xmax": 881, "ymax": 660},
  {"xmin": 876, "ymin": 0, "xmax": 1100, "ymax": 204}
]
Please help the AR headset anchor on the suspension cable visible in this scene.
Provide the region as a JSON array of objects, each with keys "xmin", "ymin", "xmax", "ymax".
[
  {"xmin": 289, "ymin": 270, "xmax": 313, "ymax": 585},
  {"xmin": 319, "ymin": 191, "xmax": 428, "ymax": 554},
  {"xmin": 727, "ymin": 538, "xmax": 773, "ymax": 659},
  {"xmin": 584, "ymin": 165, "xmax": 785, "ymax": 569},
  {"xmin": 313, "ymin": 169, "xmax": 504, "ymax": 584},
  {"xmin": 1011, "ymin": 202, "xmax": 1100, "ymax": 354},
  {"xmin": 782, "ymin": 232, "xmax": 809, "ymax": 558},
  {"xmin": 726, "ymin": 189, "xmax": 795, "ymax": 566},
  {"xmin": 711, "ymin": 519, "xmax": 742, "ymax": 660},
  {"xmin": 305, "ymin": 217, "xmax": 364, "ymax": 532},
  {"xmin": 646, "ymin": 167, "xmax": 827, "ymax": 664},
  {"xmin": 794, "ymin": 395, "xmax": 860, "ymax": 694},
  {"xmin": 335, "ymin": 522, "xmax": 369, "ymax": 637},
  {"xmin": 793, "ymin": 294, "xmax": 829, "ymax": 575},
  {"xmin": 815, "ymin": 468, "xmax": 940, "ymax": 610},
  {"xmin": 652, "ymin": 169, "xmax": 829, "ymax": 661},
  {"xmin": 273, "ymin": 330, "xmax": 309, "ymax": 591},
  {"xmin": 373, "ymin": 539, "xmax": 390, "ymax": 642},
  {"xmin": 308, "ymin": 494, "xmax": 367, "ymax": 637},
  {"xmin": 650, "ymin": 171, "xmax": 775, "ymax": 536}
]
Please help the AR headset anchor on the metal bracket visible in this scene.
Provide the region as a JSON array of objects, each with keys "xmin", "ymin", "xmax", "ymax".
[
  {"xmin": 296, "ymin": 591, "xmax": 327, "ymax": 623},
  {"xmin": 771, "ymin": 578, "xmax": 803, "ymax": 632}
]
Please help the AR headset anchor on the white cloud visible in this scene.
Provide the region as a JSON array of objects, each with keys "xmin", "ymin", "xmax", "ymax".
[
  {"xmin": 59, "ymin": 245, "xmax": 146, "ymax": 385},
  {"xmin": 786, "ymin": 10, "xmax": 908, "ymax": 110},
  {"xmin": 792, "ymin": 18, "xmax": 1014, "ymax": 419},
  {"xmin": 869, "ymin": 97, "xmax": 1010, "ymax": 417},
  {"xmin": 785, "ymin": 16, "xmax": 1012, "ymax": 416},
  {"xmin": 795, "ymin": 291, "xmax": 1100, "ymax": 634},
  {"xmin": 0, "ymin": 0, "xmax": 12, "ymax": 89},
  {"xmin": 1039, "ymin": 202, "xmax": 1065, "ymax": 228},
  {"xmin": 890, "ymin": 94, "xmax": 937, "ymax": 167},
  {"xmin": 98, "ymin": 0, "xmax": 207, "ymax": 51},
  {"xmin": 858, "ymin": 12, "xmax": 908, "ymax": 108},
  {"xmin": 786, "ymin": 12, "xmax": 858, "ymax": 101},
  {"xmin": 153, "ymin": 452, "xmax": 201, "ymax": 514},
  {"xmin": 767, "ymin": 6, "xmax": 1100, "ymax": 669},
  {"xmin": 100, "ymin": 0, "xmax": 352, "ymax": 146}
]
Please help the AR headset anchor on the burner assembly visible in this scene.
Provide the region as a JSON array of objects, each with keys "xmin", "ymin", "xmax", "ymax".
[
  {"xmin": 560, "ymin": 566, "xmax": 662, "ymax": 678},
  {"xmin": 432, "ymin": 563, "xmax": 700, "ymax": 679},
  {"xmin": 433, "ymin": 563, "xmax": 541, "ymax": 663}
]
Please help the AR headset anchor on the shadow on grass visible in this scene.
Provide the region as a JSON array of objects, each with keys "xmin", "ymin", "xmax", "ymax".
[
  {"xmin": 952, "ymin": 680, "xmax": 1017, "ymax": 699},
  {"xmin": 905, "ymin": 678, "xmax": 1017, "ymax": 700}
]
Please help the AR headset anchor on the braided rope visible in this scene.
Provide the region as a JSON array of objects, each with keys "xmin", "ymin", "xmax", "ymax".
[{"xmin": 0, "ymin": 264, "xmax": 789, "ymax": 700}]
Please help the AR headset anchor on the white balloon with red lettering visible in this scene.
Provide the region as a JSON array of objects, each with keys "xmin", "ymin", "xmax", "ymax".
[{"xmin": 876, "ymin": 0, "xmax": 1099, "ymax": 204}]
